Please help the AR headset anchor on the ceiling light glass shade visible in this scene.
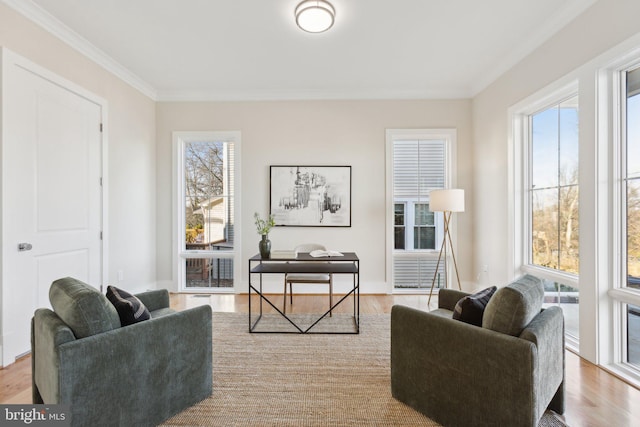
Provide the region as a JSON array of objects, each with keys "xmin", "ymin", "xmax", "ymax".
[
  {"xmin": 429, "ymin": 189, "xmax": 465, "ymax": 212},
  {"xmin": 295, "ymin": 0, "xmax": 335, "ymax": 33}
]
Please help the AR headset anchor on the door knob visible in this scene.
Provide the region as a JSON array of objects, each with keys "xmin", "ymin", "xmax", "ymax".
[{"xmin": 18, "ymin": 243, "xmax": 33, "ymax": 251}]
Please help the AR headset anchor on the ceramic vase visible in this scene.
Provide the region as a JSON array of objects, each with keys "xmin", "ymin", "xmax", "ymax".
[{"xmin": 259, "ymin": 234, "xmax": 271, "ymax": 258}]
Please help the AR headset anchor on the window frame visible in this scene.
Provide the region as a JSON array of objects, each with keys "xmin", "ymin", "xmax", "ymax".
[
  {"xmin": 172, "ymin": 131, "xmax": 242, "ymax": 293},
  {"xmin": 511, "ymin": 83, "xmax": 580, "ymax": 290},
  {"xmin": 582, "ymin": 41, "xmax": 640, "ymax": 388},
  {"xmin": 608, "ymin": 60, "xmax": 640, "ymax": 379},
  {"xmin": 413, "ymin": 202, "xmax": 436, "ymax": 250},
  {"xmin": 385, "ymin": 128, "xmax": 456, "ymax": 294},
  {"xmin": 394, "ymin": 202, "xmax": 406, "ymax": 250},
  {"xmin": 527, "ymin": 95, "xmax": 580, "ymax": 276},
  {"xmin": 510, "ymin": 82, "xmax": 581, "ymax": 349}
]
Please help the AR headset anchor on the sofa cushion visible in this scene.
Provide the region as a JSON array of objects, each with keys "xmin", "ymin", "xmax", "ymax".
[
  {"xmin": 452, "ymin": 286, "xmax": 497, "ymax": 326},
  {"xmin": 106, "ymin": 286, "xmax": 151, "ymax": 326},
  {"xmin": 49, "ymin": 277, "xmax": 121, "ymax": 338},
  {"xmin": 482, "ymin": 274, "xmax": 544, "ymax": 336}
]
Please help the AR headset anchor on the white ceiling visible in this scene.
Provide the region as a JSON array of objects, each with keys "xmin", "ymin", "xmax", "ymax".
[{"xmin": 7, "ymin": 0, "xmax": 597, "ymax": 101}]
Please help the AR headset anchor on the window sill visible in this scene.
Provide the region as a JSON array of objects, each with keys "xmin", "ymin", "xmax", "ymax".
[
  {"xmin": 521, "ymin": 264, "xmax": 579, "ymax": 288},
  {"xmin": 608, "ymin": 288, "xmax": 640, "ymax": 306}
]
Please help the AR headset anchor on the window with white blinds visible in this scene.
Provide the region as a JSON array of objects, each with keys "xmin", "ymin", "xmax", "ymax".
[
  {"xmin": 393, "ymin": 139, "xmax": 445, "ymax": 252},
  {"xmin": 386, "ymin": 129, "xmax": 455, "ymax": 292},
  {"xmin": 393, "ymin": 140, "xmax": 446, "ymax": 198}
]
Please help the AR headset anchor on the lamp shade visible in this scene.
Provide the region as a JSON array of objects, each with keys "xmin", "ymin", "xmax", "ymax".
[
  {"xmin": 429, "ymin": 189, "xmax": 465, "ymax": 212},
  {"xmin": 295, "ymin": 0, "xmax": 335, "ymax": 33}
]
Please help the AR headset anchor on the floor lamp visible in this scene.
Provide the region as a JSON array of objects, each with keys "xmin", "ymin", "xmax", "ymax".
[{"xmin": 428, "ymin": 189, "xmax": 464, "ymax": 305}]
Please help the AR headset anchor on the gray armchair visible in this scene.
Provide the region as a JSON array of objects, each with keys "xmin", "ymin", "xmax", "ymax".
[
  {"xmin": 31, "ymin": 277, "xmax": 212, "ymax": 427},
  {"xmin": 391, "ymin": 275, "xmax": 565, "ymax": 427}
]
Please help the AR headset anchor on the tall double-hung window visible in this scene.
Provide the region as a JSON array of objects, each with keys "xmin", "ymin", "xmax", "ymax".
[
  {"xmin": 618, "ymin": 65, "xmax": 640, "ymax": 370},
  {"xmin": 529, "ymin": 96, "xmax": 580, "ymax": 274},
  {"xmin": 514, "ymin": 88, "xmax": 580, "ymax": 345},
  {"xmin": 174, "ymin": 131, "xmax": 240, "ymax": 292},
  {"xmin": 595, "ymin": 51, "xmax": 640, "ymax": 387},
  {"xmin": 386, "ymin": 129, "xmax": 454, "ymax": 292}
]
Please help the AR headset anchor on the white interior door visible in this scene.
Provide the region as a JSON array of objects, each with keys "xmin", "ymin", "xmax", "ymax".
[{"xmin": 1, "ymin": 51, "xmax": 104, "ymax": 365}]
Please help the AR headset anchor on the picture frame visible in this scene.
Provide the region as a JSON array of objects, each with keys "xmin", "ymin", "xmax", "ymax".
[{"xmin": 270, "ymin": 165, "xmax": 352, "ymax": 227}]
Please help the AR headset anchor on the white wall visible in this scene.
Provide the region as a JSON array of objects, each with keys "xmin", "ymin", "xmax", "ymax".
[
  {"xmin": 156, "ymin": 100, "xmax": 473, "ymax": 293},
  {"xmin": 472, "ymin": 0, "xmax": 640, "ymax": 362},
  {"xmin": 0, "ymin": 3, "xmax": 157, "ymax": 293}
]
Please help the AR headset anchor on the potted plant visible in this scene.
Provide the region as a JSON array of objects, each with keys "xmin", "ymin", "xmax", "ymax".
[{"xmin": 254, "ymin": 212, "xmax": 275, "ymax": 258}]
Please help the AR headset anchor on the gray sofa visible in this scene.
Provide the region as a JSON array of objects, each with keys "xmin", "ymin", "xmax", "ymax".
[
  {"xmin": 31, "ymin": 277, "xmax": 212, "ymax": 427},
  {"xmin": 391, "ymin": 275, "xmax": 565, "ymax": 427}
]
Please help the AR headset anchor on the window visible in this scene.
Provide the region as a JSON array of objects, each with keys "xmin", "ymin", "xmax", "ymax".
[
  {"xmin": 529, "ymin": 96, "xmax": 579, "ymax": 274},
  {"xmin": 620, "ymin": 66, "xmax": 640, "ymax": 371},
  {"xmin": 394, "ymin": 203, "xmax": 405, "ymax": 249},
  {"xmin": 386, "ymin": 129, "xmax": 455, "ymax": 292},
  {"xmin": 596, "ymin": 50, "xmax": 640, "ymax": 388},
  {"xmin": 173, "ymin": 131, "xmax": 240, "ymax": 292},
  {"xmin": 414, "ymin": 203, "xmax": 435, "ymax": 250},
  {"xmin": 512, "ymin": 85, "xmax": 579, "ymax": 345},
  {"xmin": 625, "ymin": 67, "xmax": 640, "ymax": 290},
  {"xmin": 393, "ymin": 202, "xmax": 436, "ymax": 251}
]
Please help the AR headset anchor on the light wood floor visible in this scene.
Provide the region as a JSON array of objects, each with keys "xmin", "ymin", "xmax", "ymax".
[{"xmin": 3, "ymin": 293, "xmax": 640, "ymax": 427}]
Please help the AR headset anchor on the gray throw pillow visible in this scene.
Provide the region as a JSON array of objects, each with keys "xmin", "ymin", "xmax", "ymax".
[
  {"xmin": 106, "ymin": 285, "xmax": 151, "ymax": 326},
  {"xmin": 482, "ymin": 275, "xmax": 544, "ymax": 336}
]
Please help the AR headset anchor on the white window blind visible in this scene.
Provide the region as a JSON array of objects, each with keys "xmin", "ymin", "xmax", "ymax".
[
  {"xmin": 393, "ymin": 257, "xmax": 446, "ymax": 289},
  {"xmin": 392, "ymin": 138, "xmax": 447, "ymax": 289},
  {"xmin": 393, "ymin": 140, "xmax": 446, "ymax": 198}
]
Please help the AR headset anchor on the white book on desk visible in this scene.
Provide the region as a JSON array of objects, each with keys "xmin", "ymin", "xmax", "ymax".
[
  {"xmin": 309, "ymin": 249, "xmax": 344, "ymax": 257},
  {"xmin": 270, "ymin": 250, "xmax": 296, "ymax": 259}
]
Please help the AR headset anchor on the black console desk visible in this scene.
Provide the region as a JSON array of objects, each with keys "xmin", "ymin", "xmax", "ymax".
[{"xmin": 248, "ymin": 252, "xmax": 359, "ymax": 334}]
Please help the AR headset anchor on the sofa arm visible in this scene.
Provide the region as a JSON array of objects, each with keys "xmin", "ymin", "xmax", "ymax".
[
  {"xmin": 135, "ymin": 289, "xmax": 170, "ymax": 312},
  {"xmin": 391, "ymin": 305, "xmax": 539, "ymax": 427},
  {"xmin": 520, "ymin": 306, "xmax": 565, "ymax": 415},
  {"xmin": 31, "ymin": 309, "xmax": 77, "ymax": 404},
  {"xmin": 438, "ymin": 289, "xmax": 469, "ymax": 310},
  {"xmin": 56, "ymin": 304, "xmax": 212, "ymax": 427}
]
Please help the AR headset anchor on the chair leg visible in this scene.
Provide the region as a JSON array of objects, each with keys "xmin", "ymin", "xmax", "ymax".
[
  {"xmin": 283, "ymin": 277, "xmax": 287, "ymax": 314},
  {"xmin": 290, "ymin": 283, "xmax": 293, "ymax": 304},
  {"xmin": 329, "ymin": 275, "xmax": 333, "ymax": 317}
]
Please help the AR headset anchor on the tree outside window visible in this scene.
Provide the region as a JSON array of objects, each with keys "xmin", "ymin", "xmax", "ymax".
[
  {"xmin": 529, "ymin": 96, "xmax": 579, "ymax": 274},
  {"xmin": 626, "ymin": 68, "xmax": 640, "ymax": 286},
  {"xmin": 182, "ymin": 140, "xmax": 235, "ymax": 288},
  {"xmin": 184, "ymin": 141, "xmax": 234, "ymax": 249}
]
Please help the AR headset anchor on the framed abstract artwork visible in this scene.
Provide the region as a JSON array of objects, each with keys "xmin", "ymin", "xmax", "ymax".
[{"xmin": 270, "ymin": 165, "xmax": 351, "ymax": 227}]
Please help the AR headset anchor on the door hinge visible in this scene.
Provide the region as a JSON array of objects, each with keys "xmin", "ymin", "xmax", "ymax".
[
  {"xmin": 100, "ymin": 231, "xmax": 103, "ymax": 240},
  {"xmin": 99, "ymin": 123, "xmax": 103, "ymax": 132},
  {"xmin": 99, "ymin": 177, "xmax": 103, "ymax": 186}
]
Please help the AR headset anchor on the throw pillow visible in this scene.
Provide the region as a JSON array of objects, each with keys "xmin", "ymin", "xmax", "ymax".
[
  {"xmin": 106, "ymin": 285, "xmax": 151, "ymax": 326},
  {"xmin": 452, "ymin": 286, "xmax": 497, "ymax": 326}
]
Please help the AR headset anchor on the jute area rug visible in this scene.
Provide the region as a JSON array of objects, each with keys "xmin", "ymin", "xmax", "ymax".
[{"xmin": 161, "ymin": 312, "xmax": 567, "ymax": 427}]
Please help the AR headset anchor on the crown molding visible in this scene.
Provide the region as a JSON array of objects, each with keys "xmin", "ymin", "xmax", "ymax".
[
  {"xmin": 3, "ymin": 0, "xmax": 596, "ymax": 103},
  {"xmin": 156, "ymin": 87, "xmax": 471, "ymax": 102},
  {"xmin": 2, "ymin": 0, "xmax": 158, "ymax": 100}
]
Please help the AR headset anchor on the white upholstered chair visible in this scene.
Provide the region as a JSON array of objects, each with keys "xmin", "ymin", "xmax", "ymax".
[{"xmin": 283, "ymin": 243, "xmax": 333, "ymax": 316}]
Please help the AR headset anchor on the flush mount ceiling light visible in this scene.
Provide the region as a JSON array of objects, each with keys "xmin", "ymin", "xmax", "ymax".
[{"xmin": 295, "ymin": 0, "xmax": 335, "ymax": 33}]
